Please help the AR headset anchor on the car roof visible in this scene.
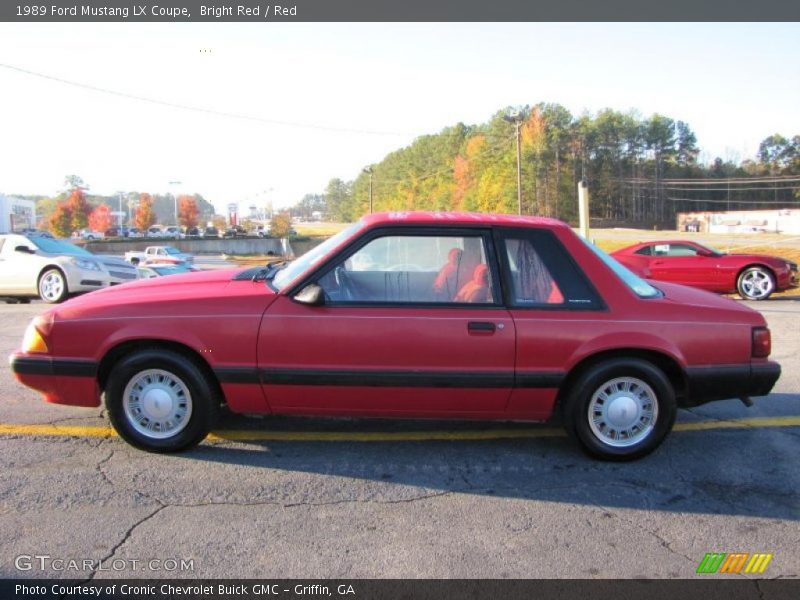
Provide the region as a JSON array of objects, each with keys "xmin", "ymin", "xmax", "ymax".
[{"xmin": 359, "ymin": 211, "xmax": 569, "ymax": 229}]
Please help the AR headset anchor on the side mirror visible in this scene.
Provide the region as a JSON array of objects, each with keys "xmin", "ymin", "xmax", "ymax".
[
  {"xmin": 696, "ymin": 249, "xmax": 712, "ymax": 257},
  {"xmin": 294, "ymin": 283, "xmax": 325, "ymax": 306},
  {"xmin": 14, "ymin": 245, "xmax": 35, "ymax": 254}
]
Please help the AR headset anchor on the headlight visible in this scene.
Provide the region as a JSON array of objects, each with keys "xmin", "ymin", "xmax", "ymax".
[
  {"xmin": 71, "ymin": 258, "xmax": 101, "ymax": 271},
  {"xmin": 22, "ymin": 321, "xmax": 49, "ymax": 354}
]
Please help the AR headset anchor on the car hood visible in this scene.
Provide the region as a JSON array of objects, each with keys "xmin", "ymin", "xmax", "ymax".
[
  {"xmin": 650, "ymin": 280, "xmax": 765, "ymax": 325},
  {"xmin": 724, "ymin": 253, "xmax": 791, "ymax": 265},
  {"xmin": 54, "ymin": 267, "xmax": 276, "ymax": 319}
]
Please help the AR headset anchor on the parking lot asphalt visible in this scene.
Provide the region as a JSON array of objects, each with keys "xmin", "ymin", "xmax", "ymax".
[{"xmin": 0, "ymin": 299, "xmax": 798, "ymax": 580}]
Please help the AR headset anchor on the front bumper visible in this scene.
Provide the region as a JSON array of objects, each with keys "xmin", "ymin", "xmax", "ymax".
[
  {"xmin": 683, "ymin": 361, "xmax": 781, "ymax": 407},
  {"xmin": 9, "ymin": 353, "xmax": 100, "ymax": 407}
]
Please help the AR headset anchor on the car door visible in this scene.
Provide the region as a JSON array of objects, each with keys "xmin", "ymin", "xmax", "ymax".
[
  {"xmin": 494, "ymin": 228, "xmax": 607, "ymax": 420},
  {"xmin": 0, "ymin": 236, "xmax": 38, "ymax": 294},
  {"xmin": 258, "ymin": 228, "xmax": 516, "ymax": 417},
  {"xmin": 649, "ymin": 243, "xmax": 715, "ymax": 287}
]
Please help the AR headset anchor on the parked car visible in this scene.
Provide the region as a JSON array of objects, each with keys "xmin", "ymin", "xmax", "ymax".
[
  {"xmin": 127, "ymin": 227, "xmax": 144, "ymax": 238},
  {"xmin": 0, "ymin": 234, "xmax": 111, "ymax": 302},
  {"xmin": 124, "ymin": 245, "xmax": 194, "ymax": 266},
  {"xmin": 10, "ymin": 212, "xmax": 780, "ymax": 458},
  {"xmin": 75, "ymin": 229, "xmax": 105, "ymax": 240},
  {"xmin": 222, "ymin": 225, "xmax": 247, "ymax": 238},
  {"xmin": 105, "ymin": 227, "xmax": 122, "ymax": 238},
  {"xmin": 146, "ymin": 226, "xmax": 164, "ymax": 238},
  {"xmin": 137, "ymin": 264, "xmax": 199, "ymax": 278},
  {"xmin": 163, "ymin": 226, "xmax": 184, "ymax": 239},
  {"xmin": 201, "ymin": 226, "xmax": 219, "ymax": 238},
  {"xmin": 611, "ymin": 240, "xmax": 798, "ymax": 301},
  {"xmin": 184, "ymin": 226, "xmax": 200, "ymax": 237}
]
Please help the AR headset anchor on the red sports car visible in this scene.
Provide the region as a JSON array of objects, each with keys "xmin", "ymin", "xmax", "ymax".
[
  {"xmin": 10, "ymin": 213, "xmax": 781, "ymax": 460},
  {"xmin": 611, "ymin": 240, "xmax": 798, "ymax": 301}
]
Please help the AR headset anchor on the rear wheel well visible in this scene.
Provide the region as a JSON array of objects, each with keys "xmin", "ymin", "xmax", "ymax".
[
  {"xmin": 556, "ymin": 349, "xmax": 687, "ymax": 412},
  {"xmin": 97, "ymin": 340, "xmax": 224, "ymax": 403}
]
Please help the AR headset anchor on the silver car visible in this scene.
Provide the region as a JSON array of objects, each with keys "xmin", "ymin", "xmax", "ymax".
[{"xmin": 0, "ymin": 234, "xmax": 114, "ymax": 303}]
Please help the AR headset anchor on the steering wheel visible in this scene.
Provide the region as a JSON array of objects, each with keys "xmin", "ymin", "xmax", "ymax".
[{"xmin": 334, "ymin": 266, "xmax": 355, "ymax": 301}]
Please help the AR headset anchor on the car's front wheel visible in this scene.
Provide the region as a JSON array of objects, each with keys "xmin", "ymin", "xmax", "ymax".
[
  {"xmin": 562, "ymin": 358, "xmax": 677, "ymax": 461},
  {"xmin": 105, "ymin": 349, "xmax": 220, "ymax": 452},
  {"xmin": 737, "ymin": 266, "xmax": 775, "ymax": 301},
  {"xmin": 38, "ymin": 268, "xmax": 69, "ymax": 303}
]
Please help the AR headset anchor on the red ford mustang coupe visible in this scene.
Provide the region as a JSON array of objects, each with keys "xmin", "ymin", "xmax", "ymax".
[
  {"xmin": 611, "ymin": 240, "xmax": 798, "ymax": 301},
  {"xmin": 11, "ymin": 213, "xmax": 781, "ymax": 460}
]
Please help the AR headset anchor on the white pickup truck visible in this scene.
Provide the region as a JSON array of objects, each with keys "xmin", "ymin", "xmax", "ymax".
[{"xmin": 124, "ymin": 245, "xmax": 194, "ymax": 266}]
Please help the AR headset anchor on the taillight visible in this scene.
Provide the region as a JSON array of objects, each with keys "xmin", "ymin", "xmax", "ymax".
[{"xmin": 752, "ymin": 327, "xmax": 771, "ymax": 358}]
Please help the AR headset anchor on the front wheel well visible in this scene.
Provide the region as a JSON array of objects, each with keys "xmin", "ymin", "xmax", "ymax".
[
  {"xmin": 737, "ymin": 263, "xmax": 776, "ymax": 281},
  {"xmin": 556, "ymin": 349, "xmax": 688, "ymax": 412},
  {"xmin": 96, "ymin": 340, "xmax": 224, "ymax": 403}
]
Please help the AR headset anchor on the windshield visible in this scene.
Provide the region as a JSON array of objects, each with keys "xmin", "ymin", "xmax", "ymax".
[
  {"xmin": 29, "ymin": 237, "xmax": 92, "ymax": 257},
  {"xmin": 165, "ymin": 247, "xmax": 181, "ymax": 254},
  {"xmin": 696, "ymin": 242, "xmax": 723, "ymax": 256},
  {"xmin": 582, "ymin": 238, "xmax": 662, "ymax": 299},
  {"xmin": 272, "ymin": 222, "xmax": 363, "ymax": 291}
]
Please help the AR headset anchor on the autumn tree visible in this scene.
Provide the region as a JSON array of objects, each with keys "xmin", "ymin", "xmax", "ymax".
[
  {"xmin": 65, "ymin": 188, "xmax": 92, "ymax": 231},
  {"xmin": 177, "ymin": 195, "xmax": 199, "ymax": 228},
  {"xmin": 88, "ymin": 204, "xmax": 113, "ymax": 232},
  {"xmin": 48, "ymin": 203, "xmax": 72, "ymax": 238},
  {"xmin": 134, "ymin": 193, "xmax": 157, "ymax": 230},
  {"xmin": 269, "ymin": 212, "xmax": 293, "ymax": 237}
]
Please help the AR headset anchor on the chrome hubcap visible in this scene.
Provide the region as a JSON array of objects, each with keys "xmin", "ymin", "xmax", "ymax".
[
  {"xmin": 588, "ymin": 377, "xmax": 658, "ymax": 448},
  {"xmin": 40, "ymin": 272, "xmax": 64, "ymax": 301},
  {"xmin": 741, "ymin": 270, "xmax": 773, "ymax": 299},
  {"xmin": 123, "ymin": 369, "xmax": 192, "ymax": 439}
]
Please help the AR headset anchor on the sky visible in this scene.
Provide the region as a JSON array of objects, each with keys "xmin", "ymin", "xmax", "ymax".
[{"xmin": 0, "ymin": 22, "xmax": 798, "ymax": 215}]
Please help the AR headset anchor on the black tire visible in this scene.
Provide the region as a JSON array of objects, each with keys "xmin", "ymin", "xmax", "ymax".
[
  {"xmin": 736, "ymin": 266, "xmax": 775, "ymax": 301},
  {"xmin": 38, "ymin": 268, "xmax": 69, "ymax": 303},
  {"xmin": 105, "ymin": 349, "xmax": 220, "ymax": 452},
  {"xmin": 561, "ymin": 358, "xmax": 677, "ymax": 461}
]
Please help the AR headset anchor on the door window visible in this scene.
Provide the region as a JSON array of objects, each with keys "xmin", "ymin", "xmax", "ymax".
[
  {"xmin": 318, "ymin": 234, "xmax": 497, "ymax": 304},
  {"xmin": 500, "ymin": 230, "xmax": 603, "ymax": 309}
]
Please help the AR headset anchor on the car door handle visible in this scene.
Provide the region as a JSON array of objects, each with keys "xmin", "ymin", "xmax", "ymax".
[
  {"xmin": 652, "ymin": 261, "xmax": 664, "ymax": 266},
  {"xmin": 468, "ymin": 321, "xmax": 496, "ymax": 333}
]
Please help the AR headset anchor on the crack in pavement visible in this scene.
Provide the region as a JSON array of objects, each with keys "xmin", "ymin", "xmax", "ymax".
[
  {"xmin": 604, "ymin": 507, "xmax": 699, "ymax": 570},
  {"xmin": 84, "ymin": 502, "xmax": 167, "ymax": 582}
]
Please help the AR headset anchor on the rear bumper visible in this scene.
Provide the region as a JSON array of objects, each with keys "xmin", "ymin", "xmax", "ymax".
[
  {"xmin": 9, "ymin": 353, "xmax": 100, "ymax": 407},
  {"xmin": 683, "ymin": 362, "xmax": 781, "ymax": 407}
]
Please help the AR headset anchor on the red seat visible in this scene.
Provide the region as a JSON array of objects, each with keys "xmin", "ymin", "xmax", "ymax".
[
  {"xmin": 454, "ymin": 264, "xmax": 492, "ymax": 303},
  {"xmin": 433, "ymin": 248, "xmax": 463, "ymax": 299}
]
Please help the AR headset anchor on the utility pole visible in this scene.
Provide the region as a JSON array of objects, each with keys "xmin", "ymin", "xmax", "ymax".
[
  {"xmin": 169, "ymin": 180, "xmax": 182, "ymax": 225},
  {"xmin": 363, "ymin": 167, "xmax": 374, "ymax": 213},
  {"xmin": 578, "ymin": 180, "xmax": 590, "ymax": 240},
  {"xmin": 503, "ymin": 111, "xmax": 523, "ymax": 215}
]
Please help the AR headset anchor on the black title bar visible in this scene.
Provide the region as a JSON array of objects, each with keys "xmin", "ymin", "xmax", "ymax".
[
  {"xmin": 3, "ymin": 0, "xmax": 800, "ymax": 22},
  {"xmin": 4, "ymin": 579, "xmax": 800, "ymax": 600}
]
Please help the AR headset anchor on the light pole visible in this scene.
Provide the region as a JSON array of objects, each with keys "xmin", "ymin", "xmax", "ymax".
[
  {"xmin": 363, "ymin": 167, "xmax": 373, "ymax": 213},
  {"xmin": 503, "ymin": 111, "xmax": 523, "ymax": 215},
  {"xmin": 169, "ymin": 180, "xmax": 182, "ymax": 225}
]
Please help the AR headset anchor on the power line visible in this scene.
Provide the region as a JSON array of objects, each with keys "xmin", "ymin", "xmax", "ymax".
[
  {"xmin": 0, "ymin": 62, "xmax": 407, "ymax": 137},
  {"xmin": 0, "ymin": 61, "xmax": 517, "ymax": 142},
  {"xmin": 625, "ymin": 175, "xmax": 800, "ymax": 185},
  {"xmin": 666, "ymin": 196, "xmax": 800, "ymax": 205}
]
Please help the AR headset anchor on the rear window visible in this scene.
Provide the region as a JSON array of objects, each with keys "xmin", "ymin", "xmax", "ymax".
[{"xmin": 582, "ymin": 239, "xmax": 661, "ymax": 299}]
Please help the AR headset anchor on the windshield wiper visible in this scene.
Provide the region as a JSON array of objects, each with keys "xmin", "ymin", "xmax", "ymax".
[{"xmin": 254, "ymin": 261, "xmax": 287, "ymax": 282}]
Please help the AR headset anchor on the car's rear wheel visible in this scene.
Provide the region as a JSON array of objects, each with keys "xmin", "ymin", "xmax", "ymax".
[
  {"xmin": 737, "ymin": 266, "xmax": 774, "ymax": 300},
  {"xmin": 38, "ymin": 268, "xmax": 69, "ymax": 303},
  {"xmin": 562, "ymin": 358, "xmax": 677, "ymax": 461},
  {"xmin": 105, "ymin": 349, "xmax": 220, "ymax": 452}
]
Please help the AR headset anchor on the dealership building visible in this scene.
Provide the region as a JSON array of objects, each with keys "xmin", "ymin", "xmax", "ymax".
[
  {"xmin": 676, "ymin": 208, "xmax": 800, "ymax": 235},
  {"xmin": 0, "ymin": 194, "xmax": 36, "ymax": 233}
]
